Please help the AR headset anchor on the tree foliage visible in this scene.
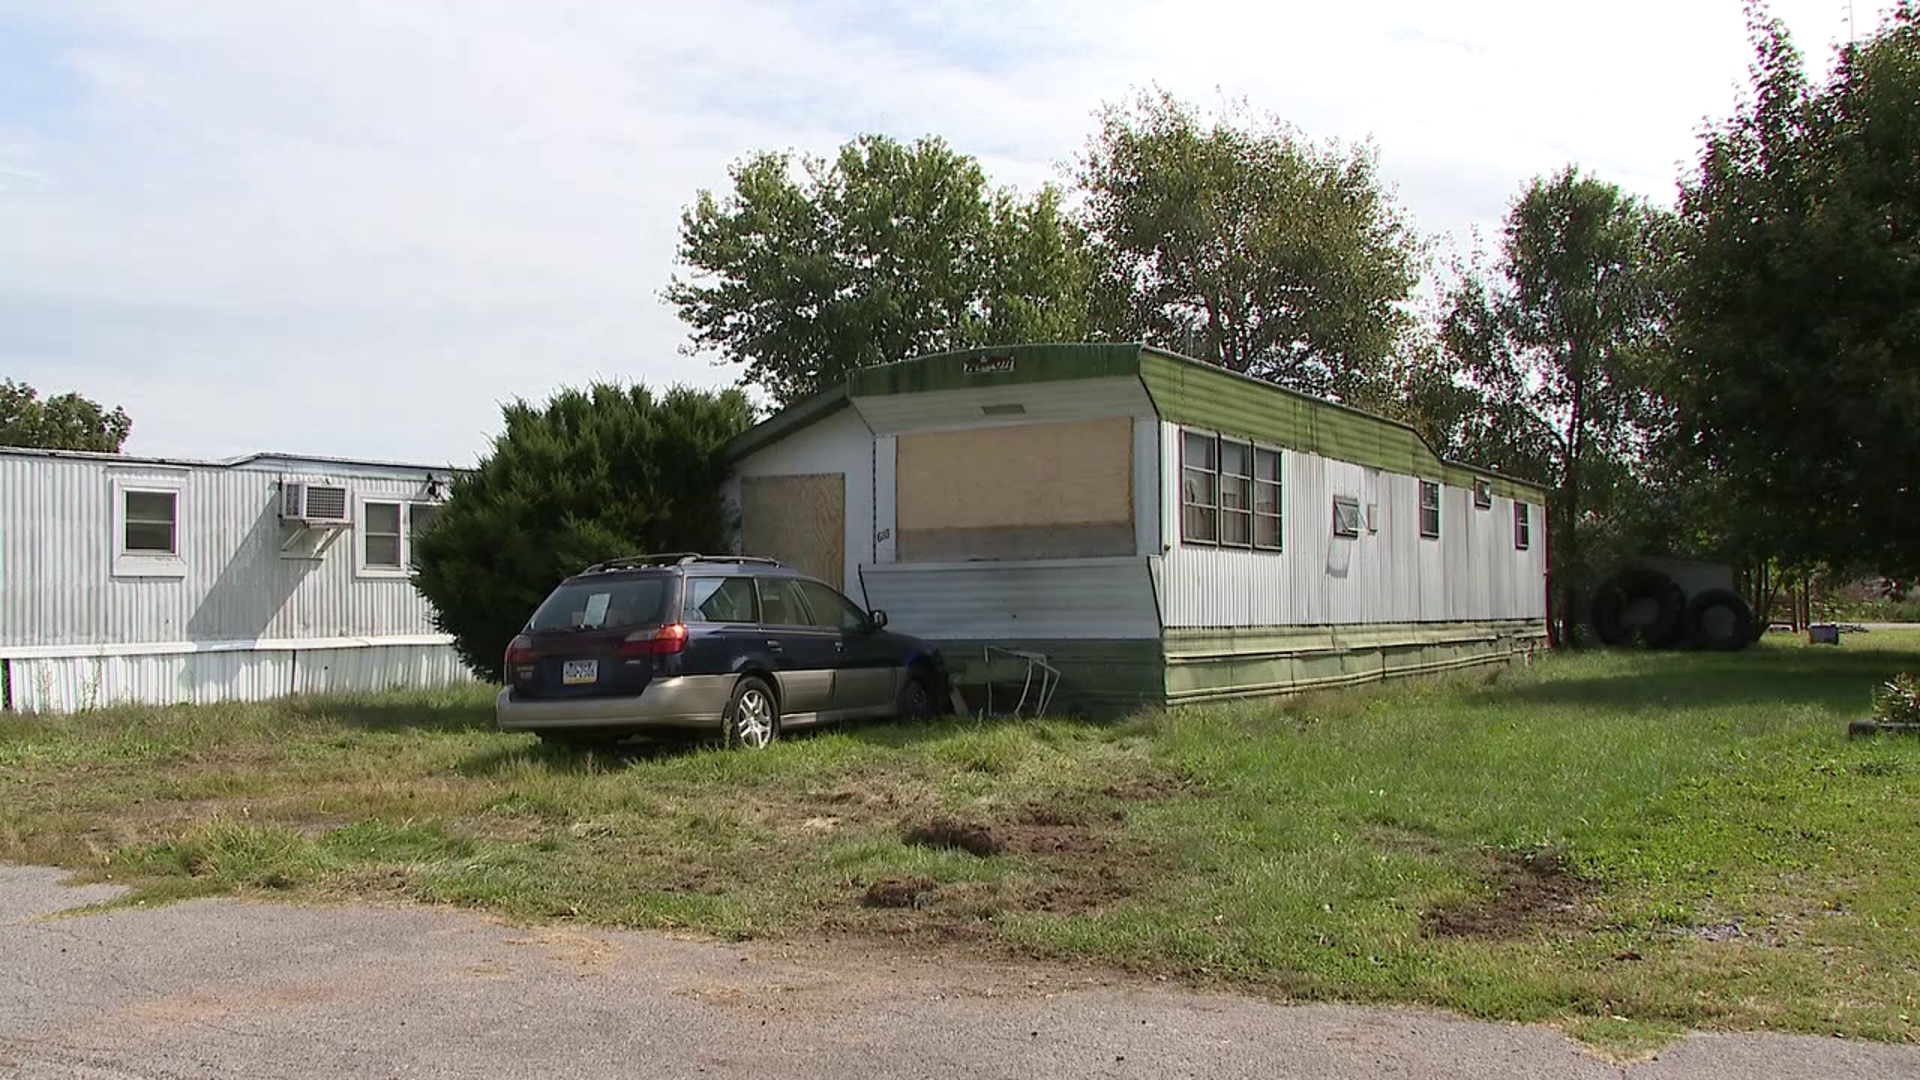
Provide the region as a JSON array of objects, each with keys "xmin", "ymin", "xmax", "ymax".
[
  {"xmin": 0, "ymin": 379, "xmax": 132, "ymax": 452},
  {"xmin": 1667, "ymin": 2, "xmax": 1920, "ymax": 575},
  {"xmin": 667, "ymin": 134, "xmax": 1094, "ymax": 407},
  {"xmin": 1440, "ymin": 168, "xmax": 1672, "ymax": 644},
  {"xmin": 411, "ymin": 384, "xmax": 752, "ymax": 681},
  {"xmin": 1076, "ymin": 90, "xmax": 1422, "ymax": 400}
]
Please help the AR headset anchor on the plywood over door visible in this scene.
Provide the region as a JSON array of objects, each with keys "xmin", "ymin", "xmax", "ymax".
[{"xmin": 740, "ymin": 473, "xmax": 846, "ymax": 590}]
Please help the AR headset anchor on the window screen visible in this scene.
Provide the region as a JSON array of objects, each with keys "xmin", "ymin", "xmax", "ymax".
[{"xmin": 124, "ymin": 490, "xmax": 177, "ymax": 554}]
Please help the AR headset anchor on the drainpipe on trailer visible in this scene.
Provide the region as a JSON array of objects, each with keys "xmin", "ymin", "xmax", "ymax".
[
  {"xmin": 289, "ymin": 651, "xmax": 298, "ymax": 697},
  {"xmin": 2, "ymin": 657, "xmax": 11, "ymax": 712}
]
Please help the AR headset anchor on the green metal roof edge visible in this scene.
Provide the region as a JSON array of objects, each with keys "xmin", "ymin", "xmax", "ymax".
[
  {"xmin": 724, "ymin": 385, "xmax": 851, "ymax": 462},
  {"xmin": 1136, "ymin": 347, "xmax": 1550, "ymax": 502},
  {"xmin": 847, "ymin": 342, "xmax": 1145, "ymax": 397}
]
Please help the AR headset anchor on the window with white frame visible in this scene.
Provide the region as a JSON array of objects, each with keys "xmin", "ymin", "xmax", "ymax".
[
  {"xmin": 1182, "ymin": 429, "xmax": 1282, "ymax": 551},
  {"xmin": 110, "ymin": 476, "xmax": 188, "ymax": 578},
  {"xmin": 1473, "ymin": 478, "xmax": 1493, "ymax": 509},
  {"xmin": 1419, "ymin": 480, "xmax": 1442, "ymax": 539},
  {"xmin": 123, "ymin": 490, "xmax": 178, "ymax": 554},
  {"xmin": 363, "ymin": 502, "xmax": 404, "ymax": 569},
  {"xmin": 1515, "ymin": 501, "xmax": 1531, "ymax": 550},
  {"xmin": 360, "ymin": 499, "xmax": 445, "ymax": 574}
]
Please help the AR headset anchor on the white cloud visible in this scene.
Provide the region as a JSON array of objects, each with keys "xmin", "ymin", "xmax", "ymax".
[{"xmin": 0, "ymin": 0, "xmax": 1866, "ymax": 463}]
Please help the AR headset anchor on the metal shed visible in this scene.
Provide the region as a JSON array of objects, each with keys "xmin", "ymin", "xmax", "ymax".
[
  {"xmin": 0, "ymin": 447, "xmax": 471, "ymax": 712},
  {"xmin": 723, "ymin": 343, "xmax": 1550, "ymax": 713}
]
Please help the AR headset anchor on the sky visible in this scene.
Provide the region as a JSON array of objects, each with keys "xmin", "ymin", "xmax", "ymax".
[{"xmin": 0, "ymin": 0, "xmax": 1876, "ymax": 466}]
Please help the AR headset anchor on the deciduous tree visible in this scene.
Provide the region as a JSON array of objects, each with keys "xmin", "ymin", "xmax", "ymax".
[
  {"xmin": 1076, "ymin": 90, "xmax": 1421, "ymax": 400},
  {"xmin": 667, "ymin": 135, "xmax": 1093, "ymax": 406},
  {"xmin": 1440, "ymin": 170, "xmax": 1672, "ymax": 645},
  {"xmin": 0, "ymin": 379, "xmax": 132, "ymax": 452},
  {"xmin": 1667, "ymin": 2, "xmax": 1920, "ymax": 575}
]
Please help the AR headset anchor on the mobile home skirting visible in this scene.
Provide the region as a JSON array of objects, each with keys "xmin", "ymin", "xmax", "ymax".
[{"xmin": 0, "ymin": 636, "xmax": 470, "ymax": 713}]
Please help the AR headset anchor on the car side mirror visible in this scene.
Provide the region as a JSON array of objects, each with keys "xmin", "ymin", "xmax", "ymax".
[{"xmin": 868, "ymin": 609, "xmax": 888, "ymax": 630}]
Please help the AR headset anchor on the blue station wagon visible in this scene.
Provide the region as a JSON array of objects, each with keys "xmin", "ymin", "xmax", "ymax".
[{"xmin": 495, "ymin": 554, "xmax": 948, "ymax": 749}]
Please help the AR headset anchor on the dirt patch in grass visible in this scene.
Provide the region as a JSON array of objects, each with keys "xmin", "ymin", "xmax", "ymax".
[
  {"xmin": 863, "ymin": 877, "xmax": 938, "ymax": 909},
  {"xmin": 904, "ymin": 818, "xmax": 1004, "ymax": 858},
  {"xmin": 1421, "ymin": 848, "xmax": 1597, "ymax": 939}
]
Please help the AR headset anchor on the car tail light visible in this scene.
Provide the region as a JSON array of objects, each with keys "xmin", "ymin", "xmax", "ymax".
[
  {"xmin": 504, "ymin": 634, "xmax": 538, "ymax": 665},
  {"xmin": 618, "ymin": 623, "xmax": 687, "ymax": 658}
]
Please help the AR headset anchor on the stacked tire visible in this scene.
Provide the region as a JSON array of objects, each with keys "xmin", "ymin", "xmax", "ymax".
[{"xmin": 1589, "ymin": 568, "xmax": 1754, "ymax": 651}]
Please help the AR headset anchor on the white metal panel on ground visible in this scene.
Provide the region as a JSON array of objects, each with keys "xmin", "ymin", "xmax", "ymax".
[
  {"xmin": 860, "ymin": 557, "xmax": 1160, "ymax": 640},
  {"xmin": 729, "ymin": 406, "xmax": 875, "ymax": 592},
  {"xmin": 1161, "ymin": 433, "xmax": 1546, "ymax": 628},
  {"xmin": 851, "ymin": 377, "xmax": 1155, "ymax": 436},
  {"xmin": 0, "ymin": 452, "xmax": 448, "ymax": 650},
  {"xmin": 5, "ymin": 643, "xmax": 467, "ymax": 713}
]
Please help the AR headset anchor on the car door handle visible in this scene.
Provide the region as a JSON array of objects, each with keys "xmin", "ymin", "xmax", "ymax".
[
  {"xmin": 766, "ymin": 640, "xmax": 783, "ymax": 653},
  {"xmin": 834, "ymin": 641, "xmax": 845, "ymax": 652}
]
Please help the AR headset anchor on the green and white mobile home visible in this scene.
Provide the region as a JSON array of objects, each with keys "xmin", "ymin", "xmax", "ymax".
[{"xmin": 723, "ymin": 343, "xmax": 1548, "ymax": 713}]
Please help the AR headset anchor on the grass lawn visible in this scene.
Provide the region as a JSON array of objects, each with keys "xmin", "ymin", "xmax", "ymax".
[{"xmin": 4, "ymin": 634, "xmax": 1920, "ymax": 1053}]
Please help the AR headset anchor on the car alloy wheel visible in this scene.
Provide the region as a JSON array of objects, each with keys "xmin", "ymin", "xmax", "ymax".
[{"xmin": 729, "ymin": 679, "xmax": 778, "ymax": 749}]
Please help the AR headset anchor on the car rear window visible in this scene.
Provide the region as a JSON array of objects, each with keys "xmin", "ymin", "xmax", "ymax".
[{"xmin": 527, "ymin": 575, "xmax": 668, "ymax": 631}]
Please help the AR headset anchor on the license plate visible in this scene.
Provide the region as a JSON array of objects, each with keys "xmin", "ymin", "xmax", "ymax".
[{"xmin": 562, "ymin": 660, "xmax": 598, "ymax": 685}]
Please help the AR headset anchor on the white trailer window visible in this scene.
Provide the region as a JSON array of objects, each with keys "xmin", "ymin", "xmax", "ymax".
[
  {"xmin": 123, "ymin": 490, "xmax": 178, "ymax": 554},
  {"xmin": 363, "ymin": 501, "xmax": 403, "ymax": 568},
  {"xmin": 1515, "ymin": 502, "xmax": 1531, "ymax": 550},
  {"xmin": 1419, "ymin": 481, "xmax": 1442, "ymax": 539}
]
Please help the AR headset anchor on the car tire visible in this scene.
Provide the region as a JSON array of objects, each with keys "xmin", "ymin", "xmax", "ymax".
[
  {"xmin": 725, "ymin": 676, "xmax": 780, "ymax": 749},
  {"xmin": 897, "ymin": 666, "xmax": 939, "ymax": 720}
]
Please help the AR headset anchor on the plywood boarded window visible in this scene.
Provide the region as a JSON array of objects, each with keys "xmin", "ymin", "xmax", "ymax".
[
  {"xmin": 896, "ymin": 417, "xmax": 1133, "ymax": 561},
  {"xmin": 741, "ymin": 473, "xmax": 845, "ymax": 590}
]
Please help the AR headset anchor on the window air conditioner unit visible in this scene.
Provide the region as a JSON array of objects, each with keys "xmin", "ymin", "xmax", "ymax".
[{"xmin": 281, "ymin": 481, "xmax": 352, "ymax": 525}]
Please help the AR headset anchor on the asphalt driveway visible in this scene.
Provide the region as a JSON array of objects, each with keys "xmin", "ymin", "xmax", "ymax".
[{"xmin": 2, "ymin": 866, "xmax": 1914, "ymax": 1079}]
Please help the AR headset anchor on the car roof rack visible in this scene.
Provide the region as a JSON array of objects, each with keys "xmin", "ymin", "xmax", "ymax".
[{"xmin": 581, "ymin": 553, "xmax": 789, "ymax": 573}]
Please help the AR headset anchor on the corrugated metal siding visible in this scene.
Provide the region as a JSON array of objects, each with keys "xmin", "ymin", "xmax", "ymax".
[
  {"xmin": 7, "ymin": 644, "xmax": 467, "ymax": 712},
  {"xmin": 0, "ymin": 454, "xmax": 445, "ymax": 649},
  {"xmin": 1161, "ymin": 428, "xmax": 1547, "ymax": 628},
  {"xmin": 860, "ymin": 558, "xmax": 1160, "ymax": 641}
]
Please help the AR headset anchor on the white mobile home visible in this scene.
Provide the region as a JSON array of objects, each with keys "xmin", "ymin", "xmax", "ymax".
[
  {"xmin": 725, "ymin": 343, "xmax": 1549, "ymax": 713},
  {"xmin": 0, "ymin": 448, "xmax": 470, "ymax": 713}
]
